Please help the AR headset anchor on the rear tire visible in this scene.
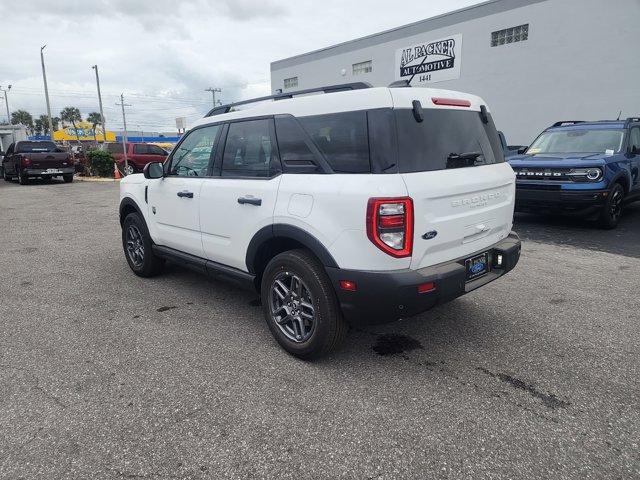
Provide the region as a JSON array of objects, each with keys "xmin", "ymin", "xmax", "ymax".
[
  {"xmin": 260, "ymin": 249, "xmax": 347, "ymax": 359},
  {"xmin": 598, "ymin": 183, "xmax": 625, "ymax": 229},
  {"xmin": 18, "ymin": 171, "xmax": 29, "ymax": 185},
  {"xmin": 122, "ymin": 212, "xmax": 165, "ymax": 277},
  {"xmin": 63, "ymin": 174, "xmax": 74, "ymax": 183},
  {"xmin": 124, "ymin": 163, "xmax": 136, "ymax": 176},
  {"xmin": 2, "ymin": 168, "xmax": 12, "ymax": 182}
]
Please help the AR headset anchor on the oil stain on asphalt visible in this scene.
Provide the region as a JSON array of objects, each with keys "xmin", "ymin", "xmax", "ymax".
[
  {"xmin": 156, "ymin": 306, "xmax": 177, "ymax": 312},
  {"xmin": 477, "ymin": 367, "xmax": 570, "ymax": 409},
  {"xmin": 372, "ymin": 334, "xmax": 423, "ymax": 356}
]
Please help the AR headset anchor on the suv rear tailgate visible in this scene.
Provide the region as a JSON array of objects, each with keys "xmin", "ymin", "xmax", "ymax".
[{"xmin": 403, "ymin": 163, "xmax": 515, "ymax": 269}]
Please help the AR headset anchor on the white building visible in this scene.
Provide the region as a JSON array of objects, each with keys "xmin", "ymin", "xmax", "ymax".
[
  {"xmin": 0, "ymin": 124, "xmax": 28, "ymax": 152},
  {"xmin": 271, "ymin": 0, "xmax": 640, "ymax": 145}
]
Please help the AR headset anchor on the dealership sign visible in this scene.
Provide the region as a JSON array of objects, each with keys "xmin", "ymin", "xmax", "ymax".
[{"xmin": 395, "ymin": 34, "xmax": 463, "ymax": 85}]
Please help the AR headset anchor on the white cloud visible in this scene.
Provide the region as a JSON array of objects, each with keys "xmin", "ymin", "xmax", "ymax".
[{"xmin": 0, "ymin": 0, "xmax": 482, "ymax": 132}]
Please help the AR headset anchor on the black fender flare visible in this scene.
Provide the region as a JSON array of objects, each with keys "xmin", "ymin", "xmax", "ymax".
[
  {"xmin": 119, "ymin": 196, "xmax": 144, "ymax": 226},
  {"xmin": 610, "ymin": 171, "xmax": 631, "ymax": 193},
  {"xmin": 245, "ymin": 224, "xmax": 338, "ymax": 274}
]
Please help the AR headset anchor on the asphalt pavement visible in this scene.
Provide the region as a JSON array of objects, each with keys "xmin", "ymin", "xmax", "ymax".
[{"xmin": 1, "ymin": 178, "xmax": 638, "ymax": 479}]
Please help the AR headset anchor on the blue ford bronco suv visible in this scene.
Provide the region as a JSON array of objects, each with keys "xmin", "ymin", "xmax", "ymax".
[{"xmin": 508, "ymin": 118, "xmax": 640, "ymax": 228}]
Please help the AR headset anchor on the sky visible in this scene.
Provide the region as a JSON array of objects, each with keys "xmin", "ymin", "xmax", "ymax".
[{"xmin": 0, "ymin": 0, "xmax": 483, "ymax": 133}]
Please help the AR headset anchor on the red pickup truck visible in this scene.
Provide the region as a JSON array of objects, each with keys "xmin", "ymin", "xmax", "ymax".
[
  {"xmin": 106, "ymin": 142, "xmax": 168, "ymax": 175},
  {"xmin": 2, "ymin": 141, "xmax": 74, "ymax": 185}
]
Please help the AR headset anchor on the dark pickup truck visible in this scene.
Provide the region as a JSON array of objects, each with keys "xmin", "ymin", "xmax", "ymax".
[{"xmin": 2, "ymin": 141, "xmax": 74, "ymax": 185}]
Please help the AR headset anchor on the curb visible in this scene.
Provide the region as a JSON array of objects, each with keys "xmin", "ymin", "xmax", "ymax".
[{"xmin": 74, "ymin": 176, "xmax": 120, "ymax": 183}]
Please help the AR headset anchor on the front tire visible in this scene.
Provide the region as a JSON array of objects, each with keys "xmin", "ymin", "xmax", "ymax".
[
  {"xmin": 260, "ymin": 249, "xmax": 347, "ymax": 359},
  {"xmin": 122, "ymin": 212, "xmax": 165, "ymax": 277},
  {"xmin": 2, "ymin": 168, "xmax": 12, "ymax": 182},
  {"xmin": 598, "ymin": 183, "xmax": 625, "ymax": 229}
]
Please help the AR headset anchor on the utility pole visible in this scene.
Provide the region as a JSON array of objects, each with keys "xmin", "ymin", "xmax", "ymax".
[
  {"xmin": 92, "ymin": 65, "xmax": 107, "ymax": 144},
  {"xmin": 205, "ymin": 87, "xmax": 221, "ymax": 107},
  {"xmin": 40, "ymin": 45, "xmax": 54, "ymax": 137},
  {"xmin": 0, "ymin": 85, "xmax": 14, "ymax": 143},
  {"xmin": 116, "ymin": 94, "xmax": 132, "ymax": 175}
]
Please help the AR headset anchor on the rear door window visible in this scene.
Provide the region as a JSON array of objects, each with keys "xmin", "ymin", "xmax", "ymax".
[
  {"xmin": 298, "ymin": 111, "xmax": 370, "ymax": 173},
  {"xmin": 395, "ymin": 109, "xmax": 504, "ymax": 173},
  {"xmin": 134, "ymin": 144, "xmax": 149, "ymax": 154},
  {"xmin": 221, "ymin": 119, "xmax": 276, "ymax": 178}
]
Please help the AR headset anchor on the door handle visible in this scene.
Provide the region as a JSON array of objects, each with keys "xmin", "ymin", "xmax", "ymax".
[
  {"xmin": 177, "ymin": 191, "xmax": 194, "ymax": 198},
  {"xmin": 237, "ymin": 196, "xmax": 262, "ymax": 206}
]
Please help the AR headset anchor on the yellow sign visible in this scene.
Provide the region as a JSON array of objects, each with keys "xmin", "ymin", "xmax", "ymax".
[{"xmin": 52, "ymin": 121, "xmax": 116, "ymax": 142}]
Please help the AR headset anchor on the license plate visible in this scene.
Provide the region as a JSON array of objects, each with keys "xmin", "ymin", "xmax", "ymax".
[
  {"xmin": 465, "ymin": 252, "xmax": 489, "ymax": 281},
  {"xmin": 45, "ymin": 168, "xmax": 62, "ymax": 174}
]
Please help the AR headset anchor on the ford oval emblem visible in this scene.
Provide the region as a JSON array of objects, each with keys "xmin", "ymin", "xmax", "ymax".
[
  {"xmin": 422, "ymin": 231, "xmax": 438, "ymax": 240},
  {"xmin": 470, "ymin": 262, "xmax": 486, "ymax": 274}
]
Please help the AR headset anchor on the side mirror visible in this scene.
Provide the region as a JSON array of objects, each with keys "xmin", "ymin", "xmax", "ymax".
[
  {"xmin": 143, "ymin": 162, "xmax": 164, "ymax": 179},
  {"xmin": 517, "ymin": 147, "xmax": 528, "ymax": 155}
]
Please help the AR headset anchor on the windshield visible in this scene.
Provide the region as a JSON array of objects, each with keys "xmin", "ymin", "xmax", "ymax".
[
  {"xmin": 528, "ymin": 129, "xmax": 624, "ymax": 155},
  {"xmin": 16, "ymin": 141, "xmax": 58, "ymax": 153}
]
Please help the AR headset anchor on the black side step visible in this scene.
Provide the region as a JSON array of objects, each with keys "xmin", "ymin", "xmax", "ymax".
[{"xmin": 152, "ymin": 245, "xmax": 256, "ymax": 291}]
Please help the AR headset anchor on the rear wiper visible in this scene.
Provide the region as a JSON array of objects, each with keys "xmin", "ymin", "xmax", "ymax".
[{"xmin": 446, "ymin": 151, "xmax": 483, "ymax": 169}]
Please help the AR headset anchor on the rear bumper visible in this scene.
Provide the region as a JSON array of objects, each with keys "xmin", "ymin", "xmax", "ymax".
[
  {"xmin": 325, "ymin": 232, "xmax": 521, "ymax": 325},
  {"xmin": 25, "ymin": 167, "xmax": 74, "ymax": 176},
  {"xmin": 515, "ymin": 186, "xmax": 608, "ymax": 215}
]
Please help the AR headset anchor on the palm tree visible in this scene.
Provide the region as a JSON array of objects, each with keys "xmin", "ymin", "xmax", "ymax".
[
  {"xmin": 87, "ymin": 112, "xmax": 102, "ymax": 144},
  {"xmin": 60, "ymin": 106, "xmax": 82, "ymax": 144},
  {"xmin": 34, "ymin": 118, "xmax": 44, "ymax": 135},
  {"xmin": 52, "ymin": 116, "xmax": 61, "ymax": 132},
  {"xmin": 37, "ymin": 114, "xmax": 51, "ymax": 135},
  {"xmin": 11, "ymin": 110, "xmax": 34, "ymax": 132}
]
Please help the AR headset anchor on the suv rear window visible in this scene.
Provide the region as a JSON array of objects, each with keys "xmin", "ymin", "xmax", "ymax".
[
  {"xmin": 16, "ymin": 141, "xmax": 57, "ymax": 153},
  {"xmin": 298, "ymin": 111, "xmax": 370, "ymax": 173},
  {"xmin": 395, "ymin": 109, "xmax": 505, "ymax": 173}
]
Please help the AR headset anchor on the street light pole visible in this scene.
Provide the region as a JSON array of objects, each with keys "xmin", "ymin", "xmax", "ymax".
[
  {"xmin": 40, "ymin": 45, "xmax": 54, "ymax": 137},
  {"xmin": 0, "ymin": 85, "xmax": 14, "ymax": 143},
  {"xmin": 92, "ymin": 65, "xmax": 107, "ymax": 144},
  {"xmin": 205, "ymin": 87, "xmax": 221, "ymax": 107}
]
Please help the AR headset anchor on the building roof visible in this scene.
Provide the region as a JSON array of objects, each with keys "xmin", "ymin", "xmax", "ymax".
[{"xmin": 271, "ymin": 0, "xmax": 546, "ymax": 70}]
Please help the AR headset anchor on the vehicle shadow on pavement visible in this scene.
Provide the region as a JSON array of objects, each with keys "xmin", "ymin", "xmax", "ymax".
[{"xmin": 513, "ymin": 203, "xmax": 640, "ymax": 259}]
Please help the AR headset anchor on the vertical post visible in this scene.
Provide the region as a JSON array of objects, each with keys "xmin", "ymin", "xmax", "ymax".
[
  {"xmin": 0, "ymin": 86, "xmax": 14, "ymax": 143},
  {"xmin": 92, "ymin": 65, "xmax": 107, "ymax": 144},
  {"xmin": 205, "ymin": 87, "xmax": 221, "ymax": 107},
  {"xmin": 119, "ymin": 93, "xmax": 129, "ymax": 174},
  {"xmin": 40, "ymin": 45, "xmax": 54, "ymax": 137}
]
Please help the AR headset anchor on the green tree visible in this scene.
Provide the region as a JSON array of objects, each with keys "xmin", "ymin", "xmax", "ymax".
[
  {"xmin": 34, "ymin": 118, "xmax": 44, "ymax": 135},
  {"xmin": 37, "ymin": 114, "xmax": 51, "ymax": 135},
  {"xmin": 86, "ymin": 112, "xmax": 102, "ymax": 143},
  {"xmin": 11, "ymin": 110, "xmax": 34, "ymax": 129},
  {"xmin": 60, "ymin": 106, "xmax": 82, "ymax": 143},
  {"xmin": 52, "ymin": 116, "xmax": 60, "ymax": 132}
]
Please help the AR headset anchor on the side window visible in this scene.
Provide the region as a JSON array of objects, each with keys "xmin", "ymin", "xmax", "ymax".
[
  {"xmin": 630, "ymin": 128, "xmax": 640, "ymax": 151},
  {"xmin": 169, "ymin": 125, "xmax": 221, "ymax": 177},
  {"xmin": 148, "ymin": 145, "xmax": 166, "ymax": 155},
  {"xmin": 298, "ymin": 111, "xmax": 370, "ymax": 173},
  {"xmin": 107, "ymin": 143, "xmax": 123, "ymax": 154},
  {"xmin": 222, "ymin": 119, "xmax": 275, "ymax": 178},
  {"xmin": 134, "ymin": 144, "xmax": 148, "ymax": 154},
  {"xmin": 274, "ymin": 116, "xmax": 321, "ymax": 173}
]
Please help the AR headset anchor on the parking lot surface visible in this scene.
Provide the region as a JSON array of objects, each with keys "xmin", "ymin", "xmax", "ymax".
[{"xmin": 1, "ymin": 178, "xmax": 639, "ymax": 479}]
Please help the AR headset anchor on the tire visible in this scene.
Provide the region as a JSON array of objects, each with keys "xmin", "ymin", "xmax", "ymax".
[
  {"xmin": 124, "ymin": 163, "xmax": 136, "ymax": 176},
  {"xmin": 260, "ymin": 249, "xmax": 347, "ymax": 359},
  {"xmin": 2, "ymin": 168, "xmax": 11, "ymax": 182},
  {"xmin": 598, "ymin": 183, "xmax": 625, "ymax": 229},
  {"xmin": 63, "ymin": 174, "xmax": 74, "ymax": 183},
  {"xmin": 18, "ymin": 170, "xmax": 29, "ymax": 185},
  {"xmin": 122, "ymin": 212, "xmax": 165, "ymax": 277}
]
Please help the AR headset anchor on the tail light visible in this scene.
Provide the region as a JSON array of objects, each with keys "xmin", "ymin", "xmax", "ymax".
[
  {"xmin": 20, "ymin": 156, "xmax": 32, "ymax": 167},
  {"xmin": 432, "ymin": 97, "xmax": 471, "ymax": 107},
  {"xmin": 366, "ymin": 197, "xmax": 413, "ymax": 258}
]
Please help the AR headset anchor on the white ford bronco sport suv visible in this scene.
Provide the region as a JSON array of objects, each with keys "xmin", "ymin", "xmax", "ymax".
[{"xmin": 119, "ymin": 82, "xmax": 521, "ymax": 359}]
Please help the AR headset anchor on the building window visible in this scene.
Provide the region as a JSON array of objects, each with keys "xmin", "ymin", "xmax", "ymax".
[
  {"xmin": 352, "ymin": 60, "xmax": 373, "ymax": 75},
  {"xmin": 284, "ymin": 77, "xmax": 298, "ymax": 89},
  {"xmin": 491, "ymin": 24, "xmax": 529, "ymax": 47}
]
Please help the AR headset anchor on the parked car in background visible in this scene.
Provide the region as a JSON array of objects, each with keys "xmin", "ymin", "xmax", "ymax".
[
  {"xmin": 2, "ymin": 140, "xmax": 74, "ymax": 184},
  {"xmin": 498, "ymin": 131, "xmax": 527, "ymax": 158},
  {"xmin": 508, "ymin": 118, "xmax": 640, "ymax": 228},
  {"xmin": 106, "ymin": 142, "xmax": 168, "ymax": 175},
  {"xmin": 119, "ymin": 83, "xmax": 521, "ymax": 358}
]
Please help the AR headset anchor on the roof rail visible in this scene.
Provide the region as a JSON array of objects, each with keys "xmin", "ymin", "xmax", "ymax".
[
  {"xmin": 204, "ymin": 82, "xmax": 372, "ymax": 117},
  {"xmin": 625, "ymin": 117, "xmax": 640, "ymax": 126},
  {"xmin": 551, "ymin": 121, "xmax": 585, "ymax": 127}
]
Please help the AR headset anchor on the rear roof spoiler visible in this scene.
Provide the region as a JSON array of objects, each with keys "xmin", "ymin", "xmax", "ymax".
[{"xmin": 550, "ymin": 121, "xmax": 585, "ymax": 127}]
